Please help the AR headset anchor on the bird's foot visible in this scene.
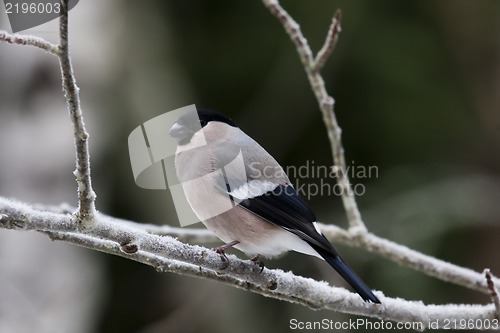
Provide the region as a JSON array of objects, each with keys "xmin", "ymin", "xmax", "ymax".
[
  {"xmin": 212, "ymin": 240, "xmax": 240, "ymax": 270},
  {"xmin": 250, "ymin": 254, "xmax": 265, "ymax": 274}
]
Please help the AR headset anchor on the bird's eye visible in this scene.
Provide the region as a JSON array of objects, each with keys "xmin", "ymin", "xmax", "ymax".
[{"xmin": 200, "ymin": 119, "xmax": 208, "ymax": 127}]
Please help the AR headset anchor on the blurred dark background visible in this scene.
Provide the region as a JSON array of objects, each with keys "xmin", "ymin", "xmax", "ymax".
[{"xmin": 0, "ymin": 0, "xmax": 499, "ymax": 332}]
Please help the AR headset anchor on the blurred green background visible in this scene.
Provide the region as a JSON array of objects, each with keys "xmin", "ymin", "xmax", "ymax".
[{"xmin": 0, "ymin": 0, "xmax": 499, "ymax": 332}]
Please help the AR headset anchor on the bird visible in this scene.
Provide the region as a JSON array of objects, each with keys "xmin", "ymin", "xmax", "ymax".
[{"xmin": 169, "ymin": 108, "xmax": 380, "ymax": 303}]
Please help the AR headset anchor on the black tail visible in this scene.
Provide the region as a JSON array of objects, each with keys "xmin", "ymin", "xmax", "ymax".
[{"xmin": 314, "ymin": 246, "xmax": 380, "ymax": 303}]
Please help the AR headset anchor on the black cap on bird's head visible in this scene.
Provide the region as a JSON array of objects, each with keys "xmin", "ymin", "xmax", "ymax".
[
  {"xmin": 169, "ymin": 108, "xmax": 237, "ymax": 145},
  {"xmin": 196, "ymin": 109, "xmax": 237, "ymax": 128}
]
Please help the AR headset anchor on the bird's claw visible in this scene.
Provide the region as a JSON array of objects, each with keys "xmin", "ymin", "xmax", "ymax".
[
  {"xmin": 251, "ymin": 255, "xmax": 265, "ymax": 274},
  {"xmin": 213, "ymin": 247, "xmax": 230, "ymax": 270},
  {"xmin": 212, "ymin": 240, "xmax": 239, "ymax": 270}
]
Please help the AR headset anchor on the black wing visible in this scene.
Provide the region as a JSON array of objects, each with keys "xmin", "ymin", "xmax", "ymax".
[
  {"xmin": 229, "ymin": 183, "xmax": 380, "ymax": 303},
  {"xmin": 236, "ymin": 184, "xmax": 338, "ymax": 255}
]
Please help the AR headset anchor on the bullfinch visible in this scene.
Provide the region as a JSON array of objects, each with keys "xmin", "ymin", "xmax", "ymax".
[{"xmin": 169, "ymin": 108, "xmax": 380, "ymax": 303}]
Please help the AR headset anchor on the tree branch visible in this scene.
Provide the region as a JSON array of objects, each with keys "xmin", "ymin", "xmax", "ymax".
[
  {"xmin": 0, "ymin": 196, "xmax": 497, "ymax": 328},
  {"xmin": 0, "ymin": 1, "xmax": 96, "ymax": 228},
  {"xmin": 30, "ymin": 203, "xmax": 500, "ymax": 295},
  {"xmin": 485, "ymin": 269, "xmax": 500, "ymax": 320},
  {"xmin": 0, "ymin": 30, "xmax": 59, "ymax": 55},
  {"xmin": 313, "ymin": 9, "xmax": 342, "ymax": 72},
  {"xmin": 262, "ymin": 0, "xmax": 367, "ymax": 233},
  {"xmin": 320, "ymin": 224, "xmax": 498, "ymax": 295},
  {"xmin": 114, "ymin": 218, "xmax": 500, "ymax": 297},
  {"xmin": 58, "ymin": 0, "xmax": 96, "ymax": 228}
]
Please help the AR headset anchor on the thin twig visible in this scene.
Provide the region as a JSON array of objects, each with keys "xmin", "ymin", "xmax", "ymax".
[
  {"xmin": 0, "ymin": 30, "xmax": 59, "ymax": 55},
  {"xmin": 262, "ymin": 0, "xmax": 367, "ymax": 232},
  {"xmin": 313, "ymin": 9, "xmax": 342, "ymax": 72},
  {"xmin": 58, "ymin": 0, "xmax": 96, "ymax": 228},
  {"xmin": 261, "ymin": 0, "xmax": 314, "ymax": 68},
  {"xmin": 0, "ymin": 197, "xmax": 497, "ymax": 328},
  {"xmin": 484, "ymin": 269, "xmax": 500, "ymax": 320}
]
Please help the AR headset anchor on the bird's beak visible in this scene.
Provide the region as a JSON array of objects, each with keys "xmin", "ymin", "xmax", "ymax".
[{"xmin": 169, "ymin": 122, "xmax": 186, "ymax": 140}]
